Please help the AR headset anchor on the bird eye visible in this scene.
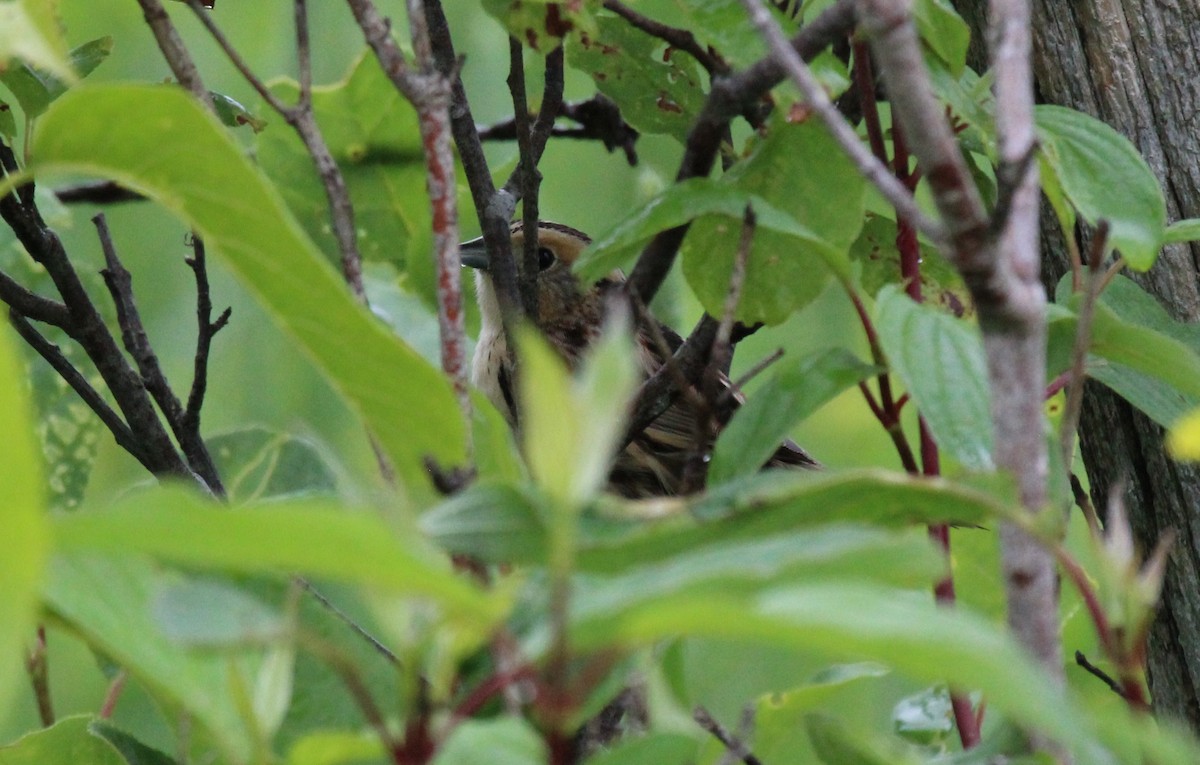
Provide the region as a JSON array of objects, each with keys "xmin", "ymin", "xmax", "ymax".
[{"xmin": 537, "ymin": 246, "xmax": 556, "ymax": 271}]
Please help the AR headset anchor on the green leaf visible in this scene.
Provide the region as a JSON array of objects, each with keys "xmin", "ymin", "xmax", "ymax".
[
  {"xmin": 25, "ymin": 84, "xmax": 467, "ymax": 493},
  {"xmin": 849, "ymin": 214, "xmax": 968, "ymax": 317},
  {"xmin": 914, "ymin": 0, "xmax": 970, "ymax": 75},
  {"xmin": 0, "ymin": 1, "xmax": 75, "ymax": 88},
  {"xmin": 1086, "ymin": 298, "xmax": 1200, "ymax": 401},
  {"xmin": 578, "ymin": 469, "xmax": 1013, "ymax": 571},
  {"xmin": 27, "ymin": 334, "xmax": 102, "ymax": 512},
  {"xmin": 575, "ymin": 177, "xmax": 842, "ymax": 284},
  {"xmin": 420, "ymin": 483, "xmax": 547, "ymax": 564},
  {"xmin": 682, "ymin": 117, "xmax": 865, "ymax": 325},
  {"xmin": 0, "ymin": 36, "xmax": 110, "ymax": 119},
  {"xmin": 1162, "ymin": 218, "xmax": 1200, "ymax": 245},
  {"xmin": 569, "ymin": 583, "xmax": 1089, "ymax": 755},
  {"xmin": 1036, "ymin": 105, "xmax": 1166, "ymax": 270},
  {"xmin": 88, "ymin": 720, "xmax": 180, "ymax": 765},
  {"xmin": 0, "ymin": 315, "xmax": 48, "ymax": 720},
  {"xmin": 432, "ymin": 717, "xmax": 547, "ymax": 765},
  {"xmin": 51, "ymin": 484, "xmax": 499, "ymax": 620},
  {"xmin": 566, "ymin": 13, "xmax": 704, "ymax": 142},
  {"xmin": 575, "ymin": 525, "xmax": 946, "ymax": 622},
  {"xmin": 518, "ymin": 315, "xmax": 638, "ymax": 508},
  {"xmin": 875, "ymin": 285, "xmax": 993, "ymax": 470},
  {"xmin": 1054, "ymin": 274, "xmax": 1200, "ymax": 426},
  {"xmin": 710, "ymin": 348, "xmax": 877, "ymax": 483},
  {"xmin": 0, "ymin": 716, "xmax": 126, "ymax": 765},
  {"xmin": 44, "ymin": 559, "xmax": 261, "ymax": 761},
  {"xmin": 208, "ymin": 426, "xmax": 338, "ymax": 502},
  {"xmin": 748, "ymin": 663, "xmax": 893, "ymax": 765}
]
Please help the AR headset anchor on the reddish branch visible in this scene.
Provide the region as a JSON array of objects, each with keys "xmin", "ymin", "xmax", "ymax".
[{"xmin": 347, "ymin": 0, "xmax": 470, "ymax": 418}]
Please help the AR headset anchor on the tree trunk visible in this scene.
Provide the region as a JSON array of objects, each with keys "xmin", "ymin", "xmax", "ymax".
[{"xmin": 956, "ymin": 0, "xmax": 1200, "ymax": 730}]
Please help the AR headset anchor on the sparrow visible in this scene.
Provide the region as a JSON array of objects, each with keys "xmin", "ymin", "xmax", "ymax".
[{"xmin": 462, "ymin": 220, "xmax": 817, "ymax": 498}]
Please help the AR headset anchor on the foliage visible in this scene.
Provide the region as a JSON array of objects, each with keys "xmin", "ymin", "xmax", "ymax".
[{"xmin": 0, "ymin": 1, "xmax": 1198, "ymax": 765}]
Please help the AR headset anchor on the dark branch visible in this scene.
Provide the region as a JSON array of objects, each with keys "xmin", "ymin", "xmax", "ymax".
[
  {"xmin": 1074, "ymin": 651, "xmax": 1126, "ymax": 699},
  {"xmin": 694, "ymin": 706, "xmax": 763, "ymax": 765},
  {"xmin": 94, "ymin": 215, "xmax": 223, "ymax": 491},
  {"xmin": 183, "ymin": 236, "xmax": 230, "ymax": 441},
  {"xmin": 478, "ymin": 94, "xmax": 639, "ymax": 165},
  {"xmin": 506, "ymin": 38, "xmax": 543, "ymax": 318},
  {"xmin": 603, "ymin": 0, "xmax": 730, "ymax": 76}
]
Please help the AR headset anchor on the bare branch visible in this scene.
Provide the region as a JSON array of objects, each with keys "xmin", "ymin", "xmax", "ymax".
[
  {"xmin": 95, "ymin": 215, "xmax": 224, "ymax": 492},
  {"xmin": 182, "ymin": 236, "xmax": 231, "ymax": 437},
  {"xmin": 1059, "ymin": 221, "xmax": 1110, "ymax": 475}
]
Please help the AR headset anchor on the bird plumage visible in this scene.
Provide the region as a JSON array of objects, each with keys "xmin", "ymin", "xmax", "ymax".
[{"xmin": 465, "ymin": 221, "xmax": 817, "ymax": 497}]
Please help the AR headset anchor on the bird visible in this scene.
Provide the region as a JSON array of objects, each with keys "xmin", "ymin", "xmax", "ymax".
[{"xmin": 461, "ymin": 220, "xmax": 817, "ymax": 498}]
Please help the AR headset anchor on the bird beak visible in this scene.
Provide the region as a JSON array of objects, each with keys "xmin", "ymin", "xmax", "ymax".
[{"xmin": 459, "ymin": 235, "xmax": 489, "ymax": 271}]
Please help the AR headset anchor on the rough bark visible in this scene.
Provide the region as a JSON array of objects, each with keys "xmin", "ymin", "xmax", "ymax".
[{"xmin": 957, "ymin": 0, "xmax": 1200, "ymax": 731}]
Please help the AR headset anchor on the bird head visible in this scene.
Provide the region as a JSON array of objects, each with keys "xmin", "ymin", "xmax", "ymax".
[{"xmin": 462, "ymin": 221, "xmax": 621, "ymax": 364}]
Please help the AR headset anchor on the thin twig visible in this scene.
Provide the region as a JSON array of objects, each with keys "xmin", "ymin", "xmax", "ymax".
[
  {"xmin": 182, "ymin": 236, "xmax": 231, "ymax": 439},
  {"xmin": 712, "ymin": 206, "xmax": 756, "ymax": 376},
  {"xmin": 1059, "ymin": 221, "xmax": 1110, "ymax": 476},
  {"xmin": 0, "ymin": 156, "xmax": 191, "ymax": 479},
  {"xmin": 718, "ymin": 347, "xmax": 784, "ymax": 407},
  {"xmin": 294, "ymin": 577, "xmax": 398, "ymax": 665},
  {"xmin": 1074, "ymin": 651, "xmax": 1125, "ymax": 698},
  {"xmin": 694, "ymin": 706, "xmax": 763, "ymax": 765},
  {"xmin": 623, "ymin": 315, "xmax": 718, "ymax": 447},
  {"xmin": 299, "ymin": 632, "xmax": 401, "ymax": 761},
  {"xmin": 99, "ymin": 670, "xmax": 128, "ymax": 719},
  {"xmin": 25, "ymin": 626, "xmax": 53, "ymax": 727},
  {"xmin": 507, "ymin": 38, "xmax": 543, "ymax": 318}
]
